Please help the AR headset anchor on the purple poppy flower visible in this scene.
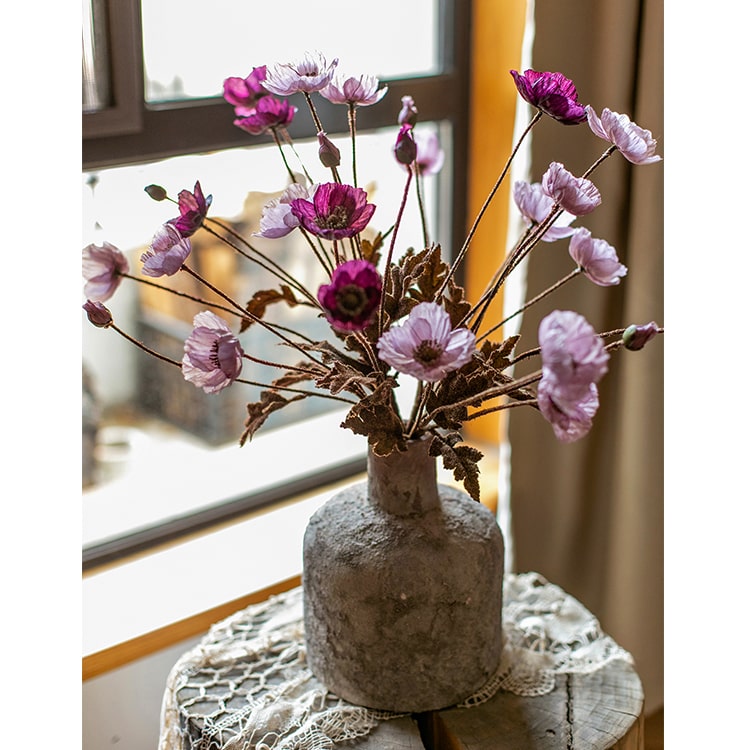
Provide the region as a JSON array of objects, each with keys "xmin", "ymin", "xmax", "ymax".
[
  {"xmin": 290, "ymin": 182, "xmax": 375, "ymax": 240},
  {"xmin": 182, "ymin": 311, "xmax": 244, "ymax": 394},
  {"xmin": 538, "ymin": 378, "xmax": 600, "ymax": 443},
  {"xmin": 568, "ymin": 228, "xmax": 627, "ymax": 286},
  {"xmin": 222, "ymin": 66, "xmax": 268, "ymax": 115},
  {"xmin": 510, "ymin": 69, "xmax": 587, "ymax": 125},
  {"xmin": 622, "ymin": 321, "xmax": 660, "ymax": 351},
  {"xmin": 538, "ymin": 310, "xmax": 609, "ymax": 406},
  {"xmin": 398, "ymin": 95, "xmax": 418, "ymax": 126},
  {"xmin": 140, "ymin": 223, "xmax": 192, "ymax": 277},
  {"xmin": 512, "ymin": 181, "xmax": 576, "ymax": 242},
  {"xmin": 394, "ymin": 124, "xmax": 417, "ymax": 166},
  {"xmin": 83, "ymin": 300, "xmax": 113, "ymax": 328},
  {"xmin": 82, "ymin": 241, "xmax": 129, "ymax": 302},
  {"xmin": 263, "ymin": 51, "xmax": 338, "ymax": 96},
  {"xmin": 541, "ymin": 162, "xmax": 602, "ymax": 216},
  {"xmin": 318, "ymin": 259, "xmax": 382, "ymax": 331},
  {"xmin": 320, "ymin": 72, "xmax": 388, "ymax": 106},
  {"xmin": 317, "ymin": 131, "xmax": 341, "ymax": 168},
  {"xmin": 414, "ymin": 130, "xmax": 445, "ymax": 176},
  {"xmin": 233, "ymin": 96, "xmax": 297, "ymax": 136},
  {"xmin": 586, "ymin": 106, "xmax": 662, "ymax": 165},
  {"xmin": 377, "ymin": 302, "xmax": 476, "ymax": 383},
  {"xmin": 168, "ymin": 181, "xmax": 212, "ymax": 237},
  {"xmin": 254, "ymin": 182, "xmax": 311, "ymax": 239}
]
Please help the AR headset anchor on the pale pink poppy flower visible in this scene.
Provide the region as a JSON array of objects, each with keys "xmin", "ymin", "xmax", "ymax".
[
  {"xmin": 568, "ymin": 228, "xmax": 627, "ymax": 286},
  {"xmin": 541, "ymin": 162, "xmax": 602, "ymax": 216},
  {"xmin": 586, "ymin": 106, "xmax": 661, "ymax": 165}
]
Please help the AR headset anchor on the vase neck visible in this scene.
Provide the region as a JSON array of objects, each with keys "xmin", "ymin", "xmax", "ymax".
[{"xmin": 367, "ymin": 438, "xmax": 440, "ymax": 516}]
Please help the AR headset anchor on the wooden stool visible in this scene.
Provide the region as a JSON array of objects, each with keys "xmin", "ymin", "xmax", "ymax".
[{"xmin": 160, "ymin": 580, "xmax": 643, "ymax": 750}]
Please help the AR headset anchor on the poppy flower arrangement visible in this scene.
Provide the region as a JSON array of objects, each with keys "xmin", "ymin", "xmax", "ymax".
[{"xmin": 82, "ymin": 52, "xmax": 662, "ymax": 501}]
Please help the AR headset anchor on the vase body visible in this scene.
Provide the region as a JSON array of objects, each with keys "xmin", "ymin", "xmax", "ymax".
[{"xmin": 303, "ymin": 438, "xmax": 505, "ymax": 712}]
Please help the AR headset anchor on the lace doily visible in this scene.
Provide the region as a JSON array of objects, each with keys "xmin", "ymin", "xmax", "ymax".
[{"xmin": 158, "ymin": 572, "xmax": 633, "ymax": 750}]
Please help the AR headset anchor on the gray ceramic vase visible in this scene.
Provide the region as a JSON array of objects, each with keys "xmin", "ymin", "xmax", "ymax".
[{"xmin": 302, "ymin": 437, "xmax": 505, "ymax": 712}]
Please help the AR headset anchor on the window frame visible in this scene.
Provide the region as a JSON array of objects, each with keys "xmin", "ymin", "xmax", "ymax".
[{"xmin": 82, "ymin": 0, "xmax": 474, "ymax": 571}]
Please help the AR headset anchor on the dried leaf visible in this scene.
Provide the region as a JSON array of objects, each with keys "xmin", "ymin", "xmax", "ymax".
[
  {"xmin": 341, "ymin": 379, "xmax": 405, "ymax": 455},
  {"xmin": 316, "ymin": 359, "xmax": 379, "ymax": 397},
  {"xmin": 239, "ymin": 389, "xmax": 306, "ymax": 446},
  {"xmin": 441, "ymin": 279, "xmax": 472, "ymax": 328},
  {"xmin": 240, "ymin": 285, "xmax": 300, "ymax": 332},
  {"xmin": 428, "ymin": 432, "xmax": 483, "ymax": 502},
  {"xmin": 361, "ymin": 233, "xmax": 384, "ymax": 266}
]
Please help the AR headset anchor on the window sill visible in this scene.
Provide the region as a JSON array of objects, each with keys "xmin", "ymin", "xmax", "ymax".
[
  {"xmin": 82, "ymin": 475, "xmax": 355, "ymax": 679},
  {"xmin": 82, "ymin": 434, "xmax": 500, "ymax": 681}
]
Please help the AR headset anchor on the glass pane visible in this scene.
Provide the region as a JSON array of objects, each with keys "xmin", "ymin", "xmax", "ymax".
[
  {"xmin": 82, "ymin": 123, "xmax": 449, "ymax": 545},
  {"xmin": 141, "ymin": 0, "xmax": 439, "ymax": 103},
  {"xmin": 82, "ymin": 0, "xmax": 111, "ymax": 112}
]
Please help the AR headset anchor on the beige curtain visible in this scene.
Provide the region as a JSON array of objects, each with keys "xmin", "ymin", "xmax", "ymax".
[{"xmin": 508, "ymin": 0, "xmax": 664, "ymax": 714}]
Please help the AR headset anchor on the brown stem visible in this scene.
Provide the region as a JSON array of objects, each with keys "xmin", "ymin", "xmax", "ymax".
[
  {"xmin": 180, "ymin": 264, "xmax": 323, "ymax": 365},
  {"xmin": 378, "ymin": 167, "xmax": 414, "ymax": 334},
  {"xmin": 477, "ymin": 268, "xmax": 582, "ymax": 342},
  {"xmin": 435, "ymin": 111, "xmax": 543, "ymax": 301}
]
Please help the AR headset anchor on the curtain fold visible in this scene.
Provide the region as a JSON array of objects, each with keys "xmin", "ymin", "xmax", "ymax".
[{"xmin": 508, "ymin": 0, "xmax": 664, "ymax": 714}]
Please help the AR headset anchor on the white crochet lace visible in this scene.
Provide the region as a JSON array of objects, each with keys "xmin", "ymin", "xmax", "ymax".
[{"xmin": 158, "ymin": 572, "xmax": 633, "ymax": 750}]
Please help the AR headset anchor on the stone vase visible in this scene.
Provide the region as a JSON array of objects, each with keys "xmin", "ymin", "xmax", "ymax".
[{"xmin": 302, "ymin": 437, "xmax": 505, "ymax": 712}]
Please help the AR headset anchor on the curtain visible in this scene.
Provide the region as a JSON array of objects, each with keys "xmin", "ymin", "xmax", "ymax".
[{"xmin": 508, "ymin": 0, "xmax": 664, "ymax": 714}]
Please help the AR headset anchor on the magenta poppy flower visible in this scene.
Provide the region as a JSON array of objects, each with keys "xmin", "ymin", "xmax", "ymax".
[
  {"xmin": 377, "ymin": 302, "xmax": 476, "ymax": 383},
  {"xmin": 263, "ymin": 51, "xmax": 338, "ymax": 96},
  {"xmin": 538, "ymin": 379, "xmax": 600, "ymax": 443},
  {"xmin": 538, "ymin": 310, "xmax": 609, "ymax": 406},
  {"xmin": 168, "ymin": 181, "xmax": 212, "ymax": 237},
  {"xmin": 320, "ymin": 72, "xmax": 388, "ymax": 106},
  {"xmin": 568, "ymin": 228, "xmax": 627, "ymax": 286},
  {"xmin": 318, "ymin": 259, "xmax": 382, "ymax": 331},
  {"xmin": 82, "ymin": 241, "xmax": 129, "ymax": 302},
  {"xmin": 586, "ymin": 106, "xmax": 662, "ymax": 165},
  {"xmin": 222, "ymin": 66, "xmax": 268, "ymax": 116},
  {"xmin": 290, "ymin": 182, "xmax": 375, "ymax": 240},
  {"xmin": 255, "ymin": 182, "xmax": 311, "ymax": 239},
  {"xmin": 233, "ymin": 96, "xmax": 297, "ymax": 136},
  {"xmin": 622, "ymin": 321, "xmax": 660, "ymax": 351},
  {"xmin": 140, "ymin": 224, "xmax": 192, "ymax": 277},
  {"xmin": 182, "ymin": 311, "xmax": 244, "ymax": 394},
  {"xmin": 83, "ymin": 300, "xmax": 113, "ymax": 328},
  {"xmin": 510, "ymin": 69, "xmax": 587, "ymax": 125},
  {"xmin": 512, "ymin": 181, "xmax": 576, "ymax": 242},
  {"xmin": 541, "ymin": 162, "xmax": 601, "ymax": 216}
]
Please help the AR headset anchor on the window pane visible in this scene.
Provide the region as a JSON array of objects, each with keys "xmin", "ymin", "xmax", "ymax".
[
  {"xmin": 141, "ymin": 0, "xmax": 440, "ymax": 103},
  {"xmin": 82, "ymin": 123, "xmax": 449, "ymax": 548}
]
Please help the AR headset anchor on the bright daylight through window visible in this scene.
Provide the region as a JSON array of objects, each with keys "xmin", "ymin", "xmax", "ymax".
[{"xmin": 82, "ymin": 0, "xmax": 471, "ymax": 566}]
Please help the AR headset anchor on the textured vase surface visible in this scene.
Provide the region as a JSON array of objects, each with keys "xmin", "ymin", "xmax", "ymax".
[{"xmin": 303, "ymin": 437, "xmax": 505, "ymax": 712}]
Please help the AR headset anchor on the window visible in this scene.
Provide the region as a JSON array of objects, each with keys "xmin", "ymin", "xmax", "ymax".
[{"xmin": 82, "ymin": 0, "xmax": 473, "ymax": 569}]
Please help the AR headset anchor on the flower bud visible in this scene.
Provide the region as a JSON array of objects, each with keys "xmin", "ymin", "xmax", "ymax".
[
  {"xmin": 622, "ymin": 321, "xmax": 659, "ymax": 350},
  {"xmin": 398, "ymin": 95, "xmax": 418, "ymax": 126},
  {"xmin": 394, "ymin": 124, "xmax": 417, "ymax": 165},
  {"xmin": 83, "ymin": 300, "xmax": 113, "ymax": 328},
  {"xmin": 144, "ymin": 184, "xmax": 168, "ymax": 201},
  {"xmin": 317, "ymin": 131, "xmax": 341, "ymax": 168}
]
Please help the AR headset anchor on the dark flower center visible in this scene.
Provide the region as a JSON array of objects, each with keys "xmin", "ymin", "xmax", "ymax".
[
  {"xmin": 209, "ymin": 341, "xmax": 222, "ymax": 369},
  {"xmin": 336, "ymin": 284, "xmax": 369, "ymax": 317},
  {"xmin": 316, "ymin": 205, "xmax": 350, "ymax": 230},
  {"xmin": 414, "ymin": 340, "xmax": 443, "ymax": 364}
]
